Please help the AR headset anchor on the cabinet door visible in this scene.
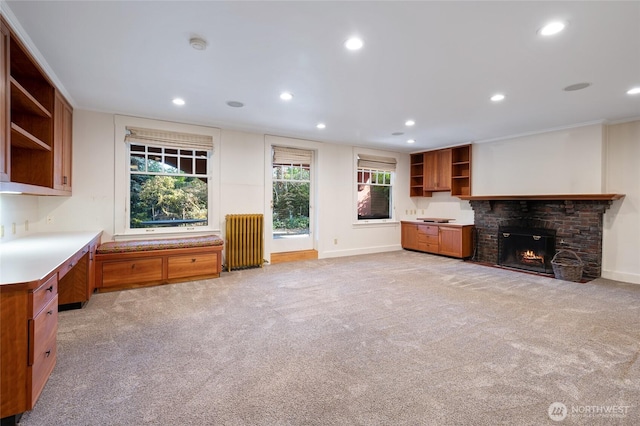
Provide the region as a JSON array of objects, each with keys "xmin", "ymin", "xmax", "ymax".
[
  {"xmin": 401, "ymin": 223, "xmax": 419, "ymax": 251},
  {"xmin": 423, "ymin": 151, "xmax": 438, "ymax": 190},
  {"xmin": 423, "ymin": 149, "xmax": 452, "ymax": 191},
  {"xmin": 0, "ymin": 21, "xmax": 9, "ymax": 182},
  {"xmin": 436, "ymin": 149, "xmax": 451, "ymax": 190},
  {"xmin": 53, "ymin": 92, "xmax": 72, "ymax": 192},
  {"xmin": 438, "ymin": 227, "xmax": 462, "ymax": 257}
]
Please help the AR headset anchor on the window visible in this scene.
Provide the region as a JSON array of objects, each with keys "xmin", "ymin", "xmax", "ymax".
[
  {"xmin": 114, "ymin": 118, "xmax": 220, "ymax": 236},
  {"xmin": 356, "ymin": 154, "xmax": 396, "ymax": 221},
  {"xmin": 272, "ymin": 146, "xmax": 312, "ymax": 238},
  {"xmin": 129, "ymin": 144, "xmax": 209, "ymax": 228}
]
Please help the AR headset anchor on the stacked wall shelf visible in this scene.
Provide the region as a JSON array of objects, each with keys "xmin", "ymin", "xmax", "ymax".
[{"xmin": 450, "ymin": 144, "xmax": 471, "ymax": 197}]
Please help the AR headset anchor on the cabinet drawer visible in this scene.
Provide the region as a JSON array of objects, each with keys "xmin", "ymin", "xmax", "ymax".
[
  {"xmin": 32, "ymin": 274, "xmax": 58, "ymax": 317},
  {"xmin": 101, "ymin": 258, "xmax": 163, "ymax": 287},
  {"xmin": 30, "ymin": 295, "xmax": 58, "ymax": 405},
  {"xmin": 417, "ymin": 233, "xmax": 438, "ymax": 244},
  {"xmin": 168, "ymin": 253, "xmax": 218, "ymax": 279},
  {"xmin": 58, "ymin": 247, "xmax": 88, "ymax": 281},
  {"xmin": 418, "ymin": 225, "xmax": 438, "ymax": 236}
]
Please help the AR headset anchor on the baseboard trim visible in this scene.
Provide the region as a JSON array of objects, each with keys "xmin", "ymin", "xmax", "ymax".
[
  {"xmin": 601, "ymin": 269, "xmax": 640, "ymax": 285},
  {"xmin": 320, "ymin": 244, "xmax": 402, "ymax": 259},
  {"xmin": 271, "ymin": 249, "xmax": 318, "ymax": 264}
]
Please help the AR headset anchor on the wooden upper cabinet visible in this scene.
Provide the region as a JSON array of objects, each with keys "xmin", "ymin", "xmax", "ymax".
[
  {"xmin": 409, "ymin": 144, "xmax": 471, "ymax": 198},
  {"xmin": 0, "ymin": 20, "xmax": 9, "ymax": 182},
  {"xmin": 0, "ymin": 16, "xmax": 71, "ymax": 195},
  {"xmin": 53, "ymin": 91, "xmax": 72, "ymax": 192},
  {"xmin": 423, "ymin": 148, "xmax": 451, "ymax": 191}
]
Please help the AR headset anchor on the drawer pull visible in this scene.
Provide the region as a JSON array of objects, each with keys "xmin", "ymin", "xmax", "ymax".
[
  {"xmin": 191, "ymin": 258, "xmax": 196, "ymax": 263},
  {"xmin": 69, "ymin": 263, "xmax": 74, "ymax": 268},
  {"xmin": 132, "ymin": 264, "xmax": 136, "ymax": 269},
  {"xmin": 46, "ymin": 285, "xmax": 54, "ymax": 293},
  {"xmin": 47, "ymin": 310, "xmax": 54, "ymax": 316},
  {"xmin": 45, "ymin": 350, "xmax": 51, "ymax": 357}
]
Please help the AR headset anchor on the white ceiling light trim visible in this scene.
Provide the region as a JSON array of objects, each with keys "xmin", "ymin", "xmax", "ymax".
[
  {"xmin": 280, "ymin": 92, "xmax": 293, "ymax": 101},
  {"xmin": 490, "ymin": 94, "xmax": 505, "ymax": 102},
  {"xmin": 539, "ymin": 21, "xmax": 566, "ymax": 36},
  {"xmin": 407, "ymin": 139, "xmax": 416, "ymax": 144},
  {"xmin": 172, "ymin": 98, "xmax": 185, "ymax": 106},
  {"xmin": 189, "ymin": 37, "xmax": 207, "ymax": 51},
  {"xmin": 405, "ymin": 120, "xmax": 415, "ymax": 126},
  {"xmin": 627, "ymin": 87, "xmax": 640, "ymax": 95},
  {"xmin": 316, "ymin": 123, "xmax": 326, "ymax": 129}
]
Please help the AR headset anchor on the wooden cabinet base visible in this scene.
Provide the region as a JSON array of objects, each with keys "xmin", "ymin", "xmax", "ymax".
[
  {"xmin": 401, "ymin": 221, "xmax": 474, "ymax": 258},
  {"xmin": 95, "ymin": 245, "xmax": 223, "ymax": 293}
]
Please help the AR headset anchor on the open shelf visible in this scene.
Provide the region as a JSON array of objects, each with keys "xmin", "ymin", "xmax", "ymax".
[
  {"xmin": 10, "ymin": 77, "xmax": 51, "ymax": 118},
  {"xmin": 11, "ymin": 122, "xmax": 51, "ymax": 151}
]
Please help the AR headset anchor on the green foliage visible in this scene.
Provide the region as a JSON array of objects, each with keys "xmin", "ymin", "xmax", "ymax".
[
  {"xmin": 272, "ymin": 176, "xmax": 309, "ymax": 232},
  {"xmin": 130, "ymin": 175, "xmax": 208, "ymax": 228}
]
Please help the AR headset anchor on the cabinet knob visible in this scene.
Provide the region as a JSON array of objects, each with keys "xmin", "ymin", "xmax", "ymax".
[
  {"xmin": 131, "ymin": 264, "xmax": 136, "ymax": 269},
  {"xmin": 45, "ymin": 350, "xmax": 51, "ymax": 357},
  {"xmin": 63, "ymin": 176, "xmax": 68, "ymax": 185},
  {"xmin": 46, "ymin": 286, "xmax": 54, "ymax": 292},
  {"xmin": 47, "ymin": 310, "xmax": 54, "ymax": 315},
  {"xmin": 191, "ymin": 258, "xmax": 196, "ymax": 263}
]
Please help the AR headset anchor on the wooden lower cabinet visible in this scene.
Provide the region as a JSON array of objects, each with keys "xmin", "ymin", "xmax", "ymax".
[
  {"xmin": 1, "ymin": 275, "xmax": 58, "ymax": 421},
  {"xmin": 401, "ymin": 221, "xmax": 474, "ymax": 258}
]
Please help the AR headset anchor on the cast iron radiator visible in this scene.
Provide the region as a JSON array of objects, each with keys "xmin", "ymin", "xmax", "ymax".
[{"xmin": 225, "ymin": 214, "xmax": 264, "ymax": 271}]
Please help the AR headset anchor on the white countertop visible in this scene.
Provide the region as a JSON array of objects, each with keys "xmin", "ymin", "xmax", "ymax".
[{"xmin": 0, "ymin": 231, "xmax": 102, "ymax": 286}]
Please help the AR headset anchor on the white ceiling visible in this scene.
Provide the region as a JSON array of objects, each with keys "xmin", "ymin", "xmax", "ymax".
[{"xmin": 4, "ymin": 1, "xmax": 640, "ymax": 152}]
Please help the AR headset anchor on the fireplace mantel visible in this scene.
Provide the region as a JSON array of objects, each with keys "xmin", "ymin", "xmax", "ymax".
[{"xmin": 459, "ymin": 194, "xmax": 624, "ymax": 201}]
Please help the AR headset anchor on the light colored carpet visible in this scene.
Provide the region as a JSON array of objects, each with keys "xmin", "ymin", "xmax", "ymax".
[{"xmin": 20, "ymin": 251, "xmax": 640, "ymax": 425}]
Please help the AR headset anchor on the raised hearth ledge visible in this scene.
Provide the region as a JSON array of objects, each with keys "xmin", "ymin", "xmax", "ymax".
[{"xmin": 458, "ymin": 194, "xmax": 624, "ymax": 201}]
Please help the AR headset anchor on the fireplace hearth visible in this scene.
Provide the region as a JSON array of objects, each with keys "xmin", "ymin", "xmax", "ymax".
[
  {"xmin": 498, "ymin": 226, "xmax": 556, "ymax": 274},
  {"xmin": 461, "ymin": 194, "xmax": 624, "ymax": 279}
]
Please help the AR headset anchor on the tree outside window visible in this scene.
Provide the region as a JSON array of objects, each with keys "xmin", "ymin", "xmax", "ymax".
[{"xmin": 129, "ymin": 144, "xmax": 209, "ymax": 228}]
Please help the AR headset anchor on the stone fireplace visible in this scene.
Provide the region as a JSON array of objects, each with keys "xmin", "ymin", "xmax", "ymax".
[{"xmin": 461, "ymin": 194, "xmax": 623, "ymax": 279}]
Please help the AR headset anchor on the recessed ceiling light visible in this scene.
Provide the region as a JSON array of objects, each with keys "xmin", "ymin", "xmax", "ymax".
[
  {"xmin": 627, "ymin": 87, "xmax": 640, "ymax": 95},
  {"xmin": 563, "ymin": 82, "xmax": 591, "ymax": 92},
  {"xmin": 391, "ymin": 132, "xmax": 404, "ymax": 136},
  {"xmin": 490, "ymin": 94, "xmax": 505, "ymax": 102},
  {"xmin": 172, "ymin": 98, "xmax": 185, "ymax": 106},
  {"xmin": 316, "ymin": 123, "xmax": 326, "ymax": 129},
  {"xmin": 407, "ymin": 139, "xmax": 416, "ymax": 144},
  {"xmin": 226, "ymin": 101, "xmax": 244, "ymax": 108},
  {"xmin": 189, "ymin": 37, "xmax": 207, "ymax": 51},
  {"xmin": 539, "ymin": 21, "xmax": 566, "ymax": 36},
  {"xmin": 344, "ymin": 37, "xmax": 364, "ymax": 51},
  {"xmin": 405, "ymin": 120, "xmax": 415, "ymax": 127},
  {"xmin": 280, "ymin": 92, "xmax": 293, "ymax": 101}
]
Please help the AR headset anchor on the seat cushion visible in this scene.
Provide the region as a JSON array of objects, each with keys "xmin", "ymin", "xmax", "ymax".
[{"xmin": 97, "ymin": 235, "xmax": 223, "ymax": 254}]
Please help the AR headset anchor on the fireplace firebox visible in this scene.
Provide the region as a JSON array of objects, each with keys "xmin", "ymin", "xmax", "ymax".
[{"xmin": 498, "ymin": 227, "xmax": 556, "ymax": 274}]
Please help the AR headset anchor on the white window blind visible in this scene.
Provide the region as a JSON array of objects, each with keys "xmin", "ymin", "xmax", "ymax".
[
  {"xmin": 357, "ymin": 154, "xmax": 397, "ymax": 171},
  {"xmin": 273, "ymin": 146, "xmax": 313, "ymax": 165},
  {"xmin": 125, "ymin": 127, "xmax": 214, "ymax": 151}
]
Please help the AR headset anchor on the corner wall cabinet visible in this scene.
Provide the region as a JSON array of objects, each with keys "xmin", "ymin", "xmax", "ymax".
[
  {"xmin": 0, "ymin": 232, "xmax": 102, "ymax": 424},
  {"xmin": 401, "ymin": 221, "xmax": 474, "ymax": 258},
  {"xmin": 409, "ymin": 144, "xmax": 472, "ymax": 198},
  {"xmin": 0, "ymin": 16, "xmax": 72, "ymax": 195}
]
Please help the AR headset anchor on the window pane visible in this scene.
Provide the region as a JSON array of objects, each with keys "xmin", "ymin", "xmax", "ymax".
[
  {"xmin": 165, "ymin": 148, "xmax": 178, "ymax": 155},
  {"xmin": 149, "ymin": 146, "xmax": 162, "ymax": 154},
  {"xmin": 130, "ymin": 175, "xmax": 208, "ymax": 228},
  {"xmin": 131, "ymin": 154, "xmax": 145, "ymax": 171},
  {"xmin": 131, "ymin": 144, "xmax": 145, "ymax": 152},
  {"xmin": 180, "ymin": 157, "xmax": 193, "ymax": 174},
  {"xmin": 195, "ymin": 158, "xmax": 207, "ymax": 174},
  {"xmin": 358, "ymin": 184, "xmax": 390, "ymax": 220},
  {"xmin": 272, "ymin": 181, "xmax": 310, "ymax": 237}
]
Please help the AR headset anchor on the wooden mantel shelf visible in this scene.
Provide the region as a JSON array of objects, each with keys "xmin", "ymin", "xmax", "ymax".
[{"xmin": 458, "ymin": 194, "xmax": 624, "ymax": 201}]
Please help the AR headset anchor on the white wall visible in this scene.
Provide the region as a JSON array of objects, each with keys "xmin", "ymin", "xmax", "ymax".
[
  {"xmin": 2, "ymin": 113, "xmax": 637, "ymax": 283},
  {"xmin": 472, "ymin": 124, "xmax": 605, "ymax": 195},
  {"xmin": 3, "ymin": 110, "xmax": 407, "ymax": 260},
  {"xmin": 602, "ymin": 120, "xmax": 640, "ymax": 284}
]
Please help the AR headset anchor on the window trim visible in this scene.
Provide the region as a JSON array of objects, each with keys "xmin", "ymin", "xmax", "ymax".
[
  {"xmin": 353, "ymin": 148, "xmax": 399, "ymax": 226},
  {"xmin": 114, "ymin": 115, "xmax": 221, "ymax": 239}
]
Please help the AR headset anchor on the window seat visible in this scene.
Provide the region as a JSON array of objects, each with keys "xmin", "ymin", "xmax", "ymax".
[{"xmin": 95, "ymin": 235, "xmax": 224, "ymax": 292}]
